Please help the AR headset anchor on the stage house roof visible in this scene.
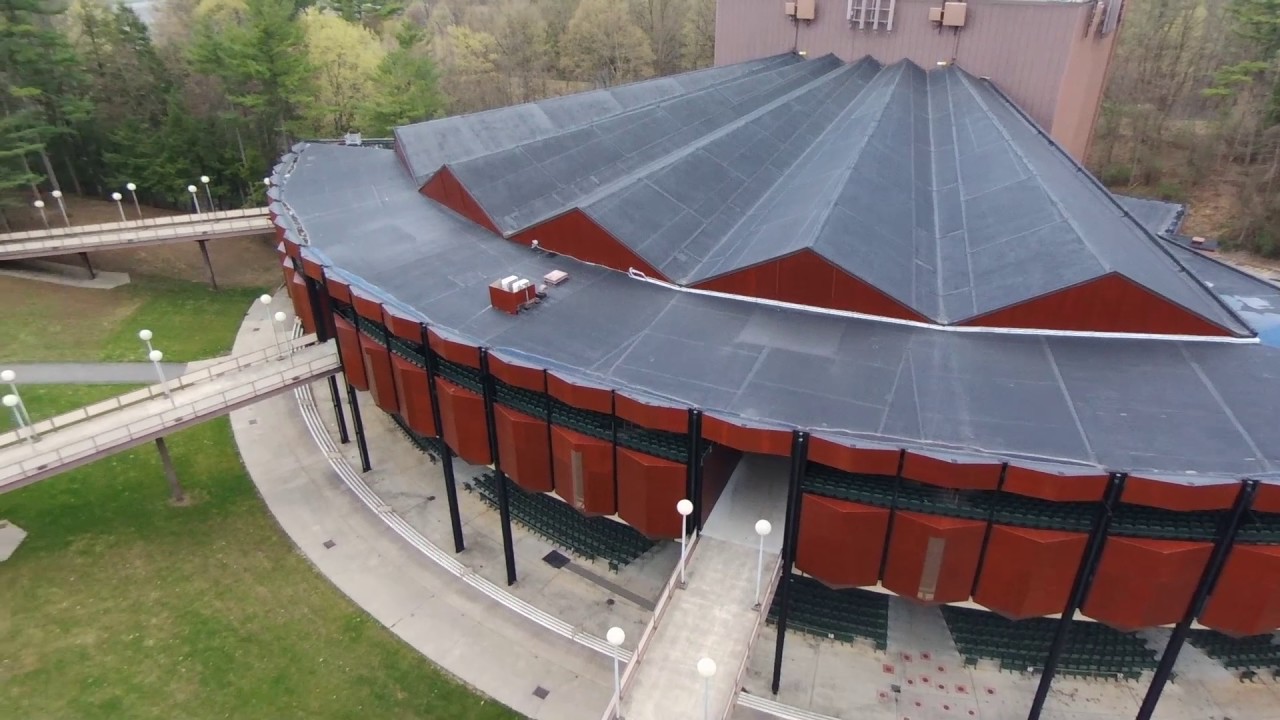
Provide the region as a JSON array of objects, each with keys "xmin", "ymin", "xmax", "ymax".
[{"xmin": 272, "ymin": 54, "xmax": 1280, "ymax": 486}]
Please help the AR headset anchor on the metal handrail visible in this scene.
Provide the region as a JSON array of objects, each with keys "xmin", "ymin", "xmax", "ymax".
[
  {"xmin": 0, "ymin": 218, "xmax": 274, "ymax": 258},
  {"xmin": 0, "ymin": 207, "xmax": 269, "ymax": 242},
  {"xmin": 0, "ymin": 348, "xmax": 338, "ymax": 487},
  {"xmin": 0, "ymin": 335, "xmax": 325, "ymax": 450}
]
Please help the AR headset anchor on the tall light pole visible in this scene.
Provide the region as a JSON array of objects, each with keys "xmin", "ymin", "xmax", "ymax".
[
  {"xmin": 200, "ymin": 175, "xmax": 214, "ymax": 211},
  {"xmin": 148, "ymin": 348, "xmax": 174, "ymax": 405},
  {"xmin": 110, "ymin": 191, "xmax": 126, "ymax": 222},
  {"xmin": 187, "ymin": 185, "xmax": 201, "ymax": 216},
  {"xmin": 125, "ymin": 182, "xmax": 141, "ymax": 218},
  {"xmin": 272, "ymin": 310, "xmax": 287, "ymax": 354},
  {"xmin": 754, "ymin": 519, "xmax": 772, "ymax": 609},
  {"xmin": 32, "ymin": 200, "xmax": 48, "ymax": 230},
  {"xmin": 2, "ymin": 394, "xmax": 37, "ymax": 444},
  {"xmin": 1, "ymin": 369, "xmax": 32, "ymax": 427},
  {"xmin": 606, "ymin": 626, "xmax": 625, "ymax": 718},
  {"xmin": 677, "ymin": 498, "xmax": 693, "ymax": 587},
  {"xmin": 696, "ymin": 658, "xmax": 717, "ymax": 720},
  {"xmin": 50, "ymin": 189, "xmax": 69, "ymax": 226}
]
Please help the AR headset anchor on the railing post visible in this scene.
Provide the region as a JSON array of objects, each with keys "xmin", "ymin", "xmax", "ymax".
[
  {"xmin": 1028, "ymin": 472, "xmax": 1127, "ymax": 720},
  {"xmin": 479, "ymin": 348, "xmax": 517, "ymax": 586},
  {"xmin": 1135, "ymin": 479, "xmax": 1259, "ymax": 720},
  {"xmin": 771, "ymin": 429, "xmax": 808, "ymax": 695},
  {"xmin": 422, "ymin": 324, "xmax": 465, "ymax": 554}
]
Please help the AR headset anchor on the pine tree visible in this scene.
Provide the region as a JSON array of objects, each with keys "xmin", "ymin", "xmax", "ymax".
[{"xmin": 359, "ymin": 24, "xmax": 445, "ymax": 135}]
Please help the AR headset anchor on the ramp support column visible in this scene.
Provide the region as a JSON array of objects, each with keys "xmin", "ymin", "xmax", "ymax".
[
  {"xmin": 423, "ymin": 324, "xmax": 464, "ymax": 554},
  {"xmin": 480, "ymin": 348, "xmax": 517, "ymax": 586},
  {"xmin": 686, "ymin": 409, "xmax": 703, "ymax": 531},
  {"xmin": 327, "ymin": 376, "xmax": 349, "ymax": 444},
  {"xmin": 1028, "ymin": 472, "xmax": 1127, "ymax": 720},
  {"xmin": 347, "ymin": 382, "xmax": 372, "ymax": 473},
  {"xmin": 1135, "ymin": 478, "xmax": 1259, "ymax": 720},
  {"xmin": 197, "ymin": 240, "xmax": 219, "ymax": 291},
  {"xmin": 79, "ymin": 252, "xmax": 95, "ymax": 279},
  {"xmin": 771, "ymin": 429, "xmax": 808, "ymax": 695},
  {"xmin": 155, "ymin": 436, "xmax": 186, "ymax": 504}
]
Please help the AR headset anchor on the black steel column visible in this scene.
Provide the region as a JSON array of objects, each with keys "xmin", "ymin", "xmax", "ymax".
[
  {"xmin": 79, "ymin": 252, "xmax": 95, "ymax": 279},
  {"xmin": 422, "ymin": 324, "xmax": 465, "ymax": 554},
  {"xmin": 346, "ymin": 383, "xmax": 372, "ymax": 472},
  {"xmin": 1028, "ymin": 472, "xmax": 1127, "ymax": 720},
  {"xmin": 327, "ymin": 376, "xmax": 349, "ymax": 443},
  {"xmin": 480, "ymin": 348, "xmax": 518, "ymax": 586},
  {"xmin": 970, "ymin": 462, "xmax": 1009, "ymax": 597},
  {"xmin": 1135, "ymin": 479, "xmax": 1259, "ymax": 720},
  {"xmin": 687, "ymin": 409, "xmax": 704, "ymax": 530},
  {"xmin": 543, "ymin": 369, "xmax": 556, "ymax": 493},
  {"xmin": 198, "ymin": 239, "xmax": 219, "ymax": 290},
  {"xmin": 877, "ymin": 450, "xmax": 908, "ymax": 578},
  {"xmin": 302, "ymin": 274, "xmax": 331, "ymax": 342},
  {"xmin": 771, "ymin": 429, "xmax": 809, "ymax": 695}
]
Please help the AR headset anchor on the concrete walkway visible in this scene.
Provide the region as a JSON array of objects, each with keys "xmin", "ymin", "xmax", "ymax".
[{"xmin": 0, "ymin": 362, "xmax": 188, "ymax": 384}]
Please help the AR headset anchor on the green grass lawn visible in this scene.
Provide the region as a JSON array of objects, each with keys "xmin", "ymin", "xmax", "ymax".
[
  {"xmin": 0, "ymin": 387, "xmax": 519, "ymax": 719},
  {"xmin": 0, "ymin": 275, "xmax": 264, "ymax": 363}
]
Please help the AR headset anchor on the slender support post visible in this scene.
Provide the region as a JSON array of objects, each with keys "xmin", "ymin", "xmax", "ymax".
[
  {"xmin": 480, "ymin": 348, "xmax": 517, "ymax": 585},
  {"xmin": 347, "ymin": 382, "xmax": 372, "ymax": 472},
  {"xmin": 423, "ymin": 324, "xmax": 464, "ymax": 553},
  {"xmin": 755, "ymin": 528, "xmax": 765, "ymax": 607},
  {"xmin": 79, "ymin": 252, "xmax": 95, "ymax": 279},
  {"xmin": 688, "ymin": 409, "xmax": 704, "ymax": 531},
  {"xmin": 679, "ymin": 511, "xmax": 689, "ymax": 586},
  {"xmin": 155, "ymin": 436, "xmax": 186, "ymax": 503},
  {"xmin": 771, "ymin": 430, "xmax": 809, "ymax": 695},
  {"xmin": 327, "ymin": 376, "xmax": 349, "ymax": 443},
  {"xmin": 197, "ymin": 240, "xmax": 219, "ymax": 291},
  {"xmin": 1135, "ymin": 479, "xmax": 1259, "ymax": 720},
  {"xmin": 1027, "ymin": 472, "xmax": 1127, "ymax": 720}
]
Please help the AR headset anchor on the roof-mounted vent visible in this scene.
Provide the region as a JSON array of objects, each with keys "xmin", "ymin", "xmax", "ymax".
[
  {"xmin": 544, "ymin": 270, "xmax": 569, "ymax": 286},
  {"xmin": 490, "ymin": 276, "xmax": 537, "ymax": 315}
]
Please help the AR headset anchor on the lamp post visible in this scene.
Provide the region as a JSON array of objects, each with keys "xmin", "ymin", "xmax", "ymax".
[
  {"xmin": 273, "ymin": 310, "xmax": 288, "ymax": 354},
  {"xmin": 187, "ymin": 185, "xmax": 201, "ymax": 216},
  {"xmin": 606, "ymin": 626, "xmax": 625, "ymax": 718},
  {"xmin": 754, "ymin": 519, "xmax": 772, "ymax": 609},
  {"xmin": 125, "ymin": 182, "xmax": 141, "ymax": 218},
  {"xmin": 1, "ymin": 369, "xmax": 32, "ymax": 428},
  {"xmin": 200, "ymin": 175, "xmax": 214, "ymax": 211},
  {"xmin": 110, "ymin": 191, "xmax": 126, "ymax": 222},
  {"xmin": 32, "ymin": 200, "xmax": 48, "ymax": 230},
  {"xmin": 677, "ymin": 498, "xmax": 693, "ymax": 587},
  {"xmin": 148, "ymin": 349, "xmax": 174, "ymax": 405},
  {"xmin": 2, "ymin": 394, "xmax": 37, "ymax": 443},
  {"xmin": 51, "ymin": 189, "xmax": 69, "ymax": 226},
  {"xmin": 696, "ymin": 657, "xmax": 717, "ymax": 720}
]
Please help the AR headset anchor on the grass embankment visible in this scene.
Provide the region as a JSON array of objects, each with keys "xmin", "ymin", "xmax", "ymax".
[
  {"xmin": 0, "ymin": 284, "xmax": 518, "ymax": 718},
  {"xmin": 0, "ymin": 275, "xmax": 264, "ymax": 363}
]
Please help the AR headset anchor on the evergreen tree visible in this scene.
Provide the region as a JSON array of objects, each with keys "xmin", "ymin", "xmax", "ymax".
[{"xmin": 358, "ymin": 23, "xmax": 444, "ymax": 135}]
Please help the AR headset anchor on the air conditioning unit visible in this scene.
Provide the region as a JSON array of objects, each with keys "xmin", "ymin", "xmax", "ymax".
[
  {"xmin": 942, "ymin": 1, "xmax": 967, "ymax": 26},
  {"xmin": 785, "ymin": 1, "xmax": 797, "ymax": 16},
  {"xmin": 499, "ymin": 275, "xmax": 519, "ymax": 291},
  {"xmin": 544, "ymin": 269, "xmax": 570, "ymax": 286}
]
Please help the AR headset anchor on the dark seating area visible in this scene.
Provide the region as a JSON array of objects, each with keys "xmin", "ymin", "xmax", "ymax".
[
  {"xmin": 468, "ymin": 472, "xmax": 656, "ymax": 571},
  {"xmin": 767, "ymin": 575, "xmax": 890, "ymax": 651},
  {"xmin": 941, "ymin": 605, "xmax": 1157, "ymax": 680},
  {"xmin": 1188, "ymin": 630, "xmax": 1280, "ymax": 672}
]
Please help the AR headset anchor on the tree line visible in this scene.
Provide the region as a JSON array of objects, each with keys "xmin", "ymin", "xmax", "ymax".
[
  {"xmin": 1092, "ymin": 0, "xmax": 1280, "ymax": 256},
  {"xmin": 0, "ymin": 0, "xmax": 714, "ymax": 227}
]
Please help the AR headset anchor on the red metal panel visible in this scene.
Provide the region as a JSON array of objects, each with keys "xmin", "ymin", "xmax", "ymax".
[
  {"xmin": 351, "ymin": 292, "xmax": 384, "ymax": 322},
  {"xmin": 282, "ymin": 237, "xmax": 302, "ymax": 259},
  {"xmin": 1002, "ymin": 464, "xmax": 1108, "ymax": 502},
  {"xmin": 495, "ymin": 406, "xmax": 552, "ymax": 492},
  {"xmin": 1083, "ymin": 537, "xmax": 1213, "ymax": 630},
  {"xmin": 901, "ymin": 452, "xmax": 1002, "ymax": 491},
  {"xmin": 702, "ymin": 415, "xmax": 790, "ymax": 456},
  {"xmin": 300, "ymin": 255, "xmax": 326, "ymax": 281},
  {"xmin": 511, "ymin": 209, "xmax": 668, "ymax": 281},
  {"xmin": 973, "ymin": 525, "xmax": 1088, "ymax": 619},
  {"xmin": 550, "ymin": 426, "xmax": 615, "ymax": 515},
  {"xmin": 1200, "ymin": 545, "xmax": 1280, "ymax": 636},
  {"xmin": 435, "ymin": 377, "xmax": 491, "ymax": 465},
  {"xmin": 882, "ymin": 511, "xmax": 986, "ymax": 604},
  {"xmin": 808, "ymin": 436, "xmax": 900, "ymax": 476},
  {"xmin": 288, "ymin": 272, "xmax": 316, "ymax": 335},
  {"xmin": 547, "ymin": 373, "xmax": 613, "ymax": 414},
  {"xmin": 616, "ymin": 448, "xmax": 685, "ymax": 539},
  {"xmin": 390, "ymin": 354, "xmax": 436, "ymax": 437},
  {"xmin": 1254, "ymin": 483, "xmax": 1280, "ymax": 513},
  {"xmin": 420, "ymin": 166, "xmax": 502, "ymax": 235},
  {"xmin": 333, "ymin": 316, "xmax": 368, "ymax": 390},
  {"xmin": 615, "ymin": 393, "xmax": 687, "ymax": 434},
  {"xmin": 1122, "ymin": 476, "xmax": 1240, "ymax": 511},
  {"xmin": 426, "ymin": 328, "xmax": 481, "ymax": 368},
  {"xmin": 794, "ymin": 495, "xmax": 889, "ymax": 588},
  {"xmin": 359, "ymin": 334, "xmax": 399, "ymax": 413},
  {"xmin": 489, "ymin": 354, "xmax": 546, "ymax": 393},
  {"xmin": 962, "ymin": 274, "xmax": 1235, "ymax": 336},
  {"xmin": 777, "ymin": 249, "xmax": 835, "ymax": 308},
  {"xmin": 383, "ymin": 306, "xmax": 422, "ymax": 342},
  {"xmin": 827, "ymin": 261, "xmax": 929, "ymax": 321},
  {"xmin": 327, "ymin": 276, "xmax": 352, "ymax": 304}
]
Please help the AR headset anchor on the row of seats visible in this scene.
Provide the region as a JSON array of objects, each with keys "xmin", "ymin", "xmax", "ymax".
[
  {"xmin": 1188, "ymin": 629, "xmax": 1280, "ymax": 671},
  {"xmin": 1235, "ymin": 512, "xmax": 1280, "ymax": 544},
  {"xmin": 468, "ymin": 472, "xmax": 656, "ymax": 571},
  {"xmin": 549, "ymin": 398, "xmax": 613, "ymax": 441},
  {"xmin": 617, "ymin": 421, "xmax": 688, "ymax": 463},
  {"xmin": 941, "ymin": 605, "xmax": 1157, "ymax": 680},
  {"xmin": 767, "ymin": 575, "xmax": 890, "ymax": 650},
  {"xmin": 435, "ymin": 357, "xmax": 483, "ymax": 393}
]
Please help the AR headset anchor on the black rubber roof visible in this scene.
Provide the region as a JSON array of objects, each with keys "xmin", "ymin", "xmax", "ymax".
[{"xmin": 272, "ymin": 141, "xmax": 1280, "ymax": 481}]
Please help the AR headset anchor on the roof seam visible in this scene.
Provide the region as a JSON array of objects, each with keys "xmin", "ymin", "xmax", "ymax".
[
  {"xmin": 1177, "ymin": 343, "xmax": 1273, "ymax": 473},
  {"xmin": 1038, "ymin": 336, "xmax": 1099, "ymax": 465}
]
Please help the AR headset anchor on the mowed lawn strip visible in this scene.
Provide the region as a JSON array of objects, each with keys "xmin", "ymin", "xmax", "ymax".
[{"xmin": 0, "ymin": 390, "xmax": 518, "ymax": 719}]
